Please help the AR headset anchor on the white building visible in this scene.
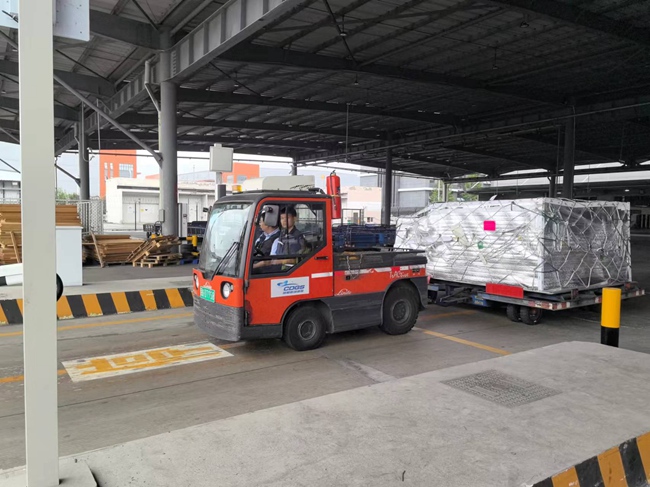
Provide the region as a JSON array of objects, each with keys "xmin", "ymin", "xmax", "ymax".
[
  {"xmin": 340, "ymin": 186, "xmax": 382, "ymax": 224},
  {"xmin": 0, "ymin": 170, "xmax": 21, "ymax": 201},
  {"xmin": 105, "ymin": 178, "xmax": 215, "ymax": 225}
]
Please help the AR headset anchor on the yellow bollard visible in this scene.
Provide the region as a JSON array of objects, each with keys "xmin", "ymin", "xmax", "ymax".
[{"xmin": 601, "ymin": 287, "xmax": 621, "ymax": 347}]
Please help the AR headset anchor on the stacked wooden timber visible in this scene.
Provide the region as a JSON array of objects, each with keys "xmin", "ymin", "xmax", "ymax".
[
  {"xmin": 128, "ymin": 236, "xmax": 181, "ymax": 268},
  {"xmin": 84, "ymin": 234, "xmax": 145, "ymax": 267},
  {"xmin": 0, "ymin": 204, "xmax": 82, "ymax": 264}
]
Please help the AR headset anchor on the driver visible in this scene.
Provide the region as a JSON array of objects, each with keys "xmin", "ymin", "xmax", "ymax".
[{"xmin": 252, "ymin": 212, "xmax": 280, "ymax": 270}]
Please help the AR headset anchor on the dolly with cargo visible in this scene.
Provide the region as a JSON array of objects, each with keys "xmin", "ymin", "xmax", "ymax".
[{"xmin": 399, "ymin": 198, "xmax": 645, "ymax": 325}]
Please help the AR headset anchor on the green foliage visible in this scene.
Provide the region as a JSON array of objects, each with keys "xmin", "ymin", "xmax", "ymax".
[{"xmin": 56, "ymin": 188, "xmax": 79, "ymax": 201}]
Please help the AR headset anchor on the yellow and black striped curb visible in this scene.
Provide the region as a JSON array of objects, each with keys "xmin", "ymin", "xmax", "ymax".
[
  {"xmin": 0, "ymin": 288, "xmax": 194, "ymax": 325},
  {"xmin": 533, "ymin": 431, "xmax": 650, "ymax": 487}
]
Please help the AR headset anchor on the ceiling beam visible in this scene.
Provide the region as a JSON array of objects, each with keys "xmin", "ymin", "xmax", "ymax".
[
  {"xmin": 80, "ymin": 140, "xmax": 296, "ymax": 158},
  {"xmin": 516, "ymin": 134, "xmax": 617, "ymax": 162},
  {"xmin": 221, "ymin": 43, "xmax": 564, "ymax": 105},
  {"xmin": 443, "ymin": 144, "xmax": 556, "ymax": 171},
  {"xmin": 56, "ymin": 0, "xmax": 311, "ymax": 156},
  {"xmin": 89, "ymin": 9, "xmax": 161, "ymax": 50},
  {"xmin": 118, "ymin": 113, "xmax": 388, "ymax": 140},
  {"xmin": 0, "ymin": 96, "xmax": 78, "ymax": 121},
  {"xmin": 395, "ymin": 153, "xmax": 487, "ymax": 176},
  {"xmin": 486, "ymin": 0, "xmax": 650, "ymax": 47},
  {"xmin": 295, "ymin": 93, "xmax": 650, "ymax": 164},
  {"xmin": 90, "ymin": 130, "xmax": 341, "ymax": 151},
  {"xmin": 177, "ymin": 88, "xmax": 460, "ymax": 125},
  {"xmin": 0, "ymin": 60, "xmax": 115, "ymax": 98}
]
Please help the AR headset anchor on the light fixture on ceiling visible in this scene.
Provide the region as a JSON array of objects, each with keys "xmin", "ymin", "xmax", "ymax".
[
  {"xmin": 625, "ymin": 189, "xmax": 630, "ymax": 192},
  {"xmin": 353, "ymin": 75, "xmax": 359, "ymax": 86},
  {"xmin": 520, "ymin": 20, "xmax": 529, "ymax": 28},
  {"xmin": 339, "ymin": 14, "xmax": 348, "ymax": 37}
]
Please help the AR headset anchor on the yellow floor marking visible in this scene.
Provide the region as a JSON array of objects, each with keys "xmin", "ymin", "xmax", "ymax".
[
  {"xmin": 62, "ymin": 342, "xmax": 233, "ymax": 382},
  {"xmin": 597, "ymin": 447, "xmax": 628, "ymax": 487},
  {"xmin": 139, "ymin": 290, "xmax": 158, "ymax": 311},
  {"xmin": 81, "ymin": 294, "xmax": 103, "ymax": 317},
  {"xmin": 551, "ymin": 467, "xmax": 580, "ymax": 487},
  {"xmin": 56, "ymin": 297, "xmax": 74, "ymax": 320},
  {"xmin": 16, "ymin": 299, "xmax": 23, "ymax": 315},
  {"xmin": 0, "ymin": 341, "xmax": 245, "ymax": 385},
  {"xmin": 0, "ymin": 304, "xmax": 8, "ymax": 325},
  {"xmin": 111, "ymin": 292, "xmax": 131, "ymax": 314},
  {"xmin": 165, "ymin": 288, "xmax": 187, "ymax": 308},
  {"xmin": 0, "ymin": 369, "xmax": 67, "ymax": 385},
  {"xmin": 414, "ymin": 328, "xmax": 511, "ymax": 356},
  {"xmin": 636, "ymin": 432, "xmax": 650, "ymax": 482},
  {"xmin": 0, "ymin": 312, "xmax": 193, "ymax": 338}
]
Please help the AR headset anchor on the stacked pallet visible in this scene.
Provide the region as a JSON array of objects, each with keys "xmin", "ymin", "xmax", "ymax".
[
  {"xmin": 84, "ymin": 234, "xmax": 145, "ymax": 267},
  {"xmin": 0, "ymin": 204, "xmax": 82, "ymax": 264},
  {"xmin": 128, "ymin": 236, "xmax": 181, "ymax": 268}
]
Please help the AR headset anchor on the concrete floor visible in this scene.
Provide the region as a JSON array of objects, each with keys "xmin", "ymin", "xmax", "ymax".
[
  {"xmin": 83, "ymin": 263, "xmax": 194, "ymax": 283},
  {"xmin": 79, "ymin": 342, "xmax": 650, "ymax": 487},
  {"xmin": 0, "ymin": 239, "xmax": 648, "ymax": 474}
]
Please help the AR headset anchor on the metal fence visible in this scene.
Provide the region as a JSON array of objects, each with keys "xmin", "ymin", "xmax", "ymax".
[{"xmin": 0, "ymin": 198, "xmax": 104, "ymax": 235}]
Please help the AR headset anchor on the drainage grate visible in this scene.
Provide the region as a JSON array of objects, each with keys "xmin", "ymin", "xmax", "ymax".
[{"xmin": 442, "ymin": 369, "xmax": 561, "ymax": 408}]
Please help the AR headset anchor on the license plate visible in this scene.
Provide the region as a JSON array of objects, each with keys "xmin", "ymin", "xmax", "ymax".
[{"xmin": 200, "ymin": 286, "xmax": 215, "ymax": 303}]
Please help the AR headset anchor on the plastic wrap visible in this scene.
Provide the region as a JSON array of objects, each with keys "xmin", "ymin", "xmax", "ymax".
[{"xmin": 395, "ymin": 198, "xmax": 631, "ymax": 294}]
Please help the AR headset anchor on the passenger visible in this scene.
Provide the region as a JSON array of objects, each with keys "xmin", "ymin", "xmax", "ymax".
[{"xmin": 271, "ymin": 206, "xmax": 306, "ymax": 263}]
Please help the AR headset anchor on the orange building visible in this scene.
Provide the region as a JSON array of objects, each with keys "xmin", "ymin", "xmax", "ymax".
[
  {"xmin": 99, "ymin": 150, "xmax": 137, "ymax": 198},
  {"xmin": 221, "ymin": 162, "xmax": 259, "ymax": 184}
]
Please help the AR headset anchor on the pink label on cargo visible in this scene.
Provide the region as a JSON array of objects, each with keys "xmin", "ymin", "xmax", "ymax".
[{"xmin": 484, "ymin": 220, "xmax": 496, "ymax": 231}]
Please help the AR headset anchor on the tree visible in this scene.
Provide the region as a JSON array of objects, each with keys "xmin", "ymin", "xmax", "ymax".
[
  {"xmin": 56, "ymin": 188, "xmax": 79, "ymax": 201},
  {"xmin": 449, "ymin": 180, "xmax": 481, "ymax": 202}
]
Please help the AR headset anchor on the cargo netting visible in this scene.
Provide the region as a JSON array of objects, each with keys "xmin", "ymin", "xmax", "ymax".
[{"xmin": 395, "ymin": 198, "xmax": 631, "ymax": 294}]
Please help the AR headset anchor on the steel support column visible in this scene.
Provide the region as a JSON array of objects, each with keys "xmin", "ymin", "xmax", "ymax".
[
  {"xmin": 160, "ymin": 79, "xmax": 178, "ymax": 235},
  {"xmin": 159, "ymin": 33, "xmax": 178, "ymax": 235},
  {"xmin": 78, "ymin": 109, "xmax": 90, "ymax": 200},
  {"xmin": 291, "ymin": 163, "xmax": 298, "ymax": 176},
  {"xmin": 159, "ymin": 31, "xmax": 178, "ymax": 236},
  {"xmin": 562, "ymin": 114, "xmax": 576, "ymax": 199},
  {"xmin": 549, "ymin": 175, "xmax": 556, "ymax": 198},
  {"xmin": 442, "ymin": 182, "xmax": 449, "ymax": 202},
  {"xmin": 382, "ymin": 147, "xmax": 393, "ymax": 225},
  {"xmin": 19, "ymin": 0, "xmax": 58, "ymax": 484}
]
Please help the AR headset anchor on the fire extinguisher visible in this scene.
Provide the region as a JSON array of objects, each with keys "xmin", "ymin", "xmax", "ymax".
[{"xmin": 326, "ymin": 171, "xmax": 342, "ymax": 219}]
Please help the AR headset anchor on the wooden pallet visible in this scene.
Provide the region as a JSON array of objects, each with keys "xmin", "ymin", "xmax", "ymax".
[
  {"xmin": 136, "ymin": 259, "xmax": 182, "ymax": 268},
  {"xmin": 128, "ymin": 236, "xmax": 181, "ymax": 268},
  {"xmin": 84, "ymin": 233, "xmax": 145, "ymax": 267}
]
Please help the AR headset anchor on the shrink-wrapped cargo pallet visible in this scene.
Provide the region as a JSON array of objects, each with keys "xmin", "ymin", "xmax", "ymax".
[{"xmin": 395, "ymin": 198, "xmax": 631, "ymax": 294}]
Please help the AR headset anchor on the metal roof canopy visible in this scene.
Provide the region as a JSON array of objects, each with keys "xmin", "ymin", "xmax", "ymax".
[{"xmin": 0, "ymin": 0, "xmax": 649, "ymax": 182}]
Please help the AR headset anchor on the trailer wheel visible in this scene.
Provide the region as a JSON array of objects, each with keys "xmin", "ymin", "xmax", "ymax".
[
  {"xmin": 520, "ymin": 306, "xmax": 543, "ymax": 325},
  {"xmin": 283, "ymin": 306, "xmax": 326, "ymax": 351},
  {"xmin": 506, "ymin": 304, "xmax": 520, "ymax": 322},
  {"xmin": 380, "ymin": 287, "xmax": 418, "ymax": 335}
]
